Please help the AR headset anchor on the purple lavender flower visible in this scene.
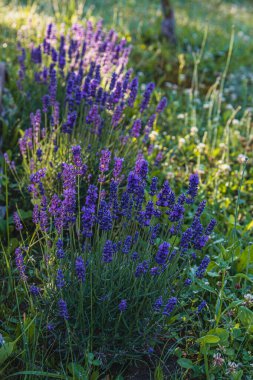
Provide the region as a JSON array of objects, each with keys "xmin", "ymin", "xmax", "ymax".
[
  {"xmin": 156, "ymin": 181, "xmax": 175, "ymax": 208},
  {"xmin": 56, "ymin": 269, "xmax": 65, "ymax": 288},
  {"xmin": 150, "ymin": 267, "xmax": 160, "ymax": 276},
  {"xmin": 195, "ymin": 200, "xmax": 207, "ymax": 218},
  {"xmin": 75, "ymin": 256, "xmax": 85, "ymax": 282},
  {"xmin": 131, "ymin": 119, "xmax": 142, "ymax": 138},
  {"xmin": 58, "ymin": 299, "xmax": 69, "ymax": 319},
  {"xmin": 112, "ymin": 104, "xmax": 123, "ymax": 127},
  {"xmin": 85, "ymin": 185, "xmax": 98, "ymax": 212},
  {"xmin": 30, "ymin": 168, "xmax": 46, "ymax": 184},
  {"xmin": 109, "ymin": 72, "xmax": 117, "ymax": 91},
  {"xmin": 163, "ymin": 297, "xmax": 177, "ymax": 316},
  {"xmin": 184, "ymin": 279, "xmax": 192, "ymax": 286},
  {"xmin": 150, "ymin": 223, "xmax": 160, "ymax": 245},
  {"xmin": 32, "ymin": 204, "xmax": 40, "ymax": 224},
  {"xmin": 205, "ymin": 219, "xmax": 216, "ymax": 235},
  {"xmin": 72, "ymin": 145, "xmax": 82, "ymax": 167},
  {"xmin": 156, "ymin": 97, "xmax": 167, "ymax": 113},
  {"xmin": 128, "ymin": 77, "xmax": 138, "ymax": 107},
  {"xmin": 196, "ymin": 256, "xmax": 210, "ymax": 278},
  {"xmin": 13, "ymin": 212, "xmax": 23, "ymax": 231},
  {"xmin": 113, "ymin": 157, "xmax": 124, "ymax": 180},
  {"xmin": 197, "ymin": 300, "xmax": 207, "ymax": 313},
  {"xmin": 135, "ymin": 260, "xmax": 149, "ymax": 277},
  {"xmin": 99, "ymin": 149, "xmax": 111, "ymax": 173},
  {"xmin": 15, "ymin": 247, "xmax": 27, "ymax": 281},
  {"xmin": 56, "ymin": 239, "xmax": 65, "ymax": 259},
  {"xmin": 122, "ymin": 236, "xmax": 132, "ymax": 254},
  {"xmin": 155, "ymin": 242, "xmax": 170, "ymax": 265},
  {"xmin": 102, "ymin": 240, "xmax": 114, "ymax": 263},
  {"xmin": 81, "ymin": 206, "xmax": 95, "ymax": 237},
  {"xmin": 180, "ymin": 228, "xmax": 193, "ymax": 250},
  {"xmin": 149, "ymin": 177, "xmax": 158, "ymax": 196},
  {"xmin": 62, "ymin": 111, "xmax": 77, "ymax": 134},
  {"xmin": 168, "ymin": 203, "xmax": 185, "ymax": 222},
  {"xmin": 98, "ymin": 200, "xmax": 112, "ymax": 231},
  {"xmin": 131, "ymin": 252, "xmax": 139, "ymax": 261},
  {"xmin": 153, "ymin": 296, "xmax": 163, "ymax": 311},
  {"xmin": 140, "ymin": 82, "xmax": 155, "ymax": 113},
  {"xmin": 186, "ymin": 173, "xmax": 199, "ymax": 204},
  {"xmin": 30, "ymin": 285, "xmax": 40, "ymax": 296},
  {"xmin": 118, "ymin": 299, "xmax": 127, "ymax": 312},
  {"xmin": 135, "ymin": 157, "xmax": 148, "ymax": 179}
]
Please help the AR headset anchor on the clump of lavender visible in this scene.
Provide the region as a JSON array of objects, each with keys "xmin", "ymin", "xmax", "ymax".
[{"xmin": 16, "ymin": 22, "xmax": 168, "ymax": 196}]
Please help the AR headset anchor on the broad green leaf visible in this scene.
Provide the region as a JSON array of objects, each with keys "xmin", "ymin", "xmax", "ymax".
[
  {"xmin": 236, "ymin": 245, "xmax": 253, "ymax": 274},
  {"xmin": 207, "ymin": 328, "xmax": 229, "ymax": 345},
  {"xmin": 197, "ymin": 335, "xmax": 220, "ymax": 345},
  {"xmin": 238, "ymin": 306, "xmax": 253, "ymax": 332},
  {"xmin": 0, "ymin": 342, "xmax": 15, "ymax": 365},
  {"xmin": 177, "ymin": 358, "xmax": 194, "ymax": 369}
]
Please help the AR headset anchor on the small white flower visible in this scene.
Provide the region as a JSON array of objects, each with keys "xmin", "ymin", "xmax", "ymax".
[
  {"xmin": 149, "ymin": 131, "xmax": 158, "ymax": 142},
  {"xmin": 232, "ymin": 119, "xmax": 240, "ymax": 126},
  {"xmin": 196, "ymin": 143, "xmax": 206, "ymax": 153},
  {"xmin": 237, "ymin": 154, "xmax": 248, "ymax": 164},
  {"xmin": 177, "ymin": 113, "xmax": 185, "ymax": 120},
  {"xmin": 190, "ymin": 126, "xmax": 198, "ymax": 135},
  {"xmin": 227, "ymin": 361, "xmax": 239, "ymax": 374},
  {"xmin": 178, "ymin": 138, "xmax": 186, "ymax": 148},
  {"xmin": 213, "ymin": 353, "xmax": 225, "ymax": 367},
  {"xmin": 244, "ymin": 293, "xmax": 253, "ymax": 304},
  {"xmin": 220, "ymin": 164, "xmax": 231, "ymax": 173}
]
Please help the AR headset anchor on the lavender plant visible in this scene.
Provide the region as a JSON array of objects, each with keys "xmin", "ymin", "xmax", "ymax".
[
  {"xmin": 13, "ymin": 148, "xmax": 216, "ymax": 365},
  {"xmin": 16, "ymin": 21, "xmax": 167, "ymax": 191}
]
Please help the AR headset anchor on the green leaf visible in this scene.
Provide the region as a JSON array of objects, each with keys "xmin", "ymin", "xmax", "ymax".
[
  {"xmin": 90, "ymin": 370, "xmax": 100, "ymax": 380},
  {"xmin": 232, "ymin": 273, "xmax": 253, "ymax": 283},
  {"xmin": 177, "ymin": 358, "xmax": 194, "ymax": 369},
  {"xmin": 197, "ymin": 335, "xmax": 220, "ymax": 345},
  {"xmin": 207, "ymin": 328, "xmax": 229, "ymax": 345},
  {"xmin": 92, "ymin": 359, "xmax": 101, "ymax": 366},
  {"xmin": 236, "ymin": 245, "xmax": 253, "ymax": 274},
  {"xmin": 0, "ymin": 342, "xmax": 15, "ymax": 366},
  {"xmin": 154, "ymin": 365, "xmax": 164, "ymax": 380},
  {"xmin": 238, "ymin": 306, "xmax": 253, "ymax": 332},
  {"xmin": 67, "ymin": 363, "xmax": 87, "ymax": 380},
  {"xmin": 231, "ymin": 370, "xmax": 243, "ymax": 380}
]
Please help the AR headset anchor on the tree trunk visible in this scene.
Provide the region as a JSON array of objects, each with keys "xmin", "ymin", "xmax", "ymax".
[{"xmin": 161, "ymin": 0, "xmax": 177, "ymax": 46}]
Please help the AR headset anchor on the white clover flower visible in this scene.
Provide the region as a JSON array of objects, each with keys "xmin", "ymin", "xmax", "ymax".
[
  {"xmin": 178, "ymin": 138, "xmax": 186, "ymax": 148},
  {"xmin": 196, "ymin": 143, "xmax": 206, "ymax": 153},
  {"xmin": 237, "ymin": 154, "xmax": 248, "ymax": 164},
  {"xmin": 213, "ymin": 353, "xmax": 225, "ymax": 367},
  {"xmin": 166, "ymin": 172, "xmax": 174, "ymax": 179},
  {"xmin": 244, "ymin": 293, "xmax": 253, "ymax": 304},
  {"xmin": 220, "ymin": 164, "xmax": 231, "ymax": 173},
  {"xmin": 227, "ymin": 362, "xmax": 239, "ymax": 374},
  {"xmin": 149, "ymin": 131, "xmax": 158, "ymax": 142},
  {"xmin": 190, "ymin": 126, "xmax": 198, "ymax": 135},
  {"xmin": 232, "ymin": 119, "xmax": 240, "ymax": 126}
]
